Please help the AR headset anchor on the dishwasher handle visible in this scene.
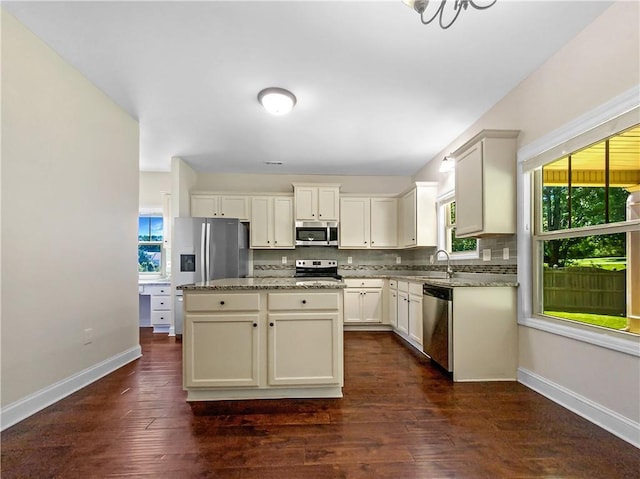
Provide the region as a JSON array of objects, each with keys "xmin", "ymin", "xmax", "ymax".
[{"xmin": 423, "ymin": 284, "xmax": 453, "ymax": 301}]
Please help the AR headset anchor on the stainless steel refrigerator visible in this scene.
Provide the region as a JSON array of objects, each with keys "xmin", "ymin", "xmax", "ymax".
[{"xmin": 172, "ymin": 217, "xmax": 249, "ymax": 335}]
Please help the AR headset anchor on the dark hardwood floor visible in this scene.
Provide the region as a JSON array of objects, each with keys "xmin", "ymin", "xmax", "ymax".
[{"xmin": 2, "ymin": 329, "xmax": 638, "ymax": 478}]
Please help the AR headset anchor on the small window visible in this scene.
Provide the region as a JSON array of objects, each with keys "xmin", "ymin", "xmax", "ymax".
[
  {"xmin": 138, "ymin": 215, "xmax": 163, "ymax": 273},
  {"xmin": 438, "ymin": 194, "xmax": 478, "ymax": 258}
]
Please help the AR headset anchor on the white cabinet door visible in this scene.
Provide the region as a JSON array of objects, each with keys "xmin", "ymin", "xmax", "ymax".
[
  {"xmin": 191, "ymin": 195, "xmax": 218, "ymax": 218},
  {"xmin": 250, "ymin": 197, "xmax": 272, "ymax": 248},
  {"xmin": 397, "ymin": 291, "xmax": 409, "ymax": 334},
  {"xmin": 400, "ymin": 189, "xmax": 416, "ymax": 247},
  {"xmin": 408, "ymin": 293, "xmax": 423, "ymax": 346},
  {"xmin": 251, "ymin": 196, "xmax": 294, "ymax": 249},
  {"xmin": 220, "ymin": 196, "xmax": 250, "ymax": 221},
  {"xmin": 273, "ymin": 196, "xmax": 294, "ymax": 248},
  {"xmin": 340, "ymin": 197, "xmax": 370, "ymax": 248},
  {"xmin": 370, "ymin": 197, "xmax": 398, "ymax": 248},
  {"xmin": 388, "ymin": 287, "xmax": 398, "ymax": 328},
  {"xmin": 361, "ymin": 289, "xmax": 383, "ymax": 323},
  {"xmin": 318, "ymin": 187, "xmax": 340, "ymax": 221},
  {"xmin": 343, "ymin": 289, "xmax": 363, "ymax": 323},
  {"xmin": 294, "ymin": 186, "xmax": 317, "ymax": 220},
  {"xmin": 455, "ymin": 142, "xmax": 484, "ymax": 236},
  {"xmin": 267, "ymin": 312, "xmax": 342, "ymax": 386},
  {"xmin": 184, "ymin": 314, "xmax": 260, "ymax": 387}
]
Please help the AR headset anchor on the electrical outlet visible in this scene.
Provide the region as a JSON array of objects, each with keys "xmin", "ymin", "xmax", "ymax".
[
  {"xmin": 430, "ymin": 255, "xmax": 434, "ymax": 265},
  {"xmin": 483, "ymin": 249, "xmax": 491, "ymax": 262},
  {"xmin": 281, "ymin": 256, "xmax": 287, "ymax": 264},
  {"xmin": 347, "ymin": 257, "xmax": 353, "ymax": 264},
  {"xmin": 83, "ymin": 328, "xmax": 93, "ymax": 345},
  {"xmin": 396, "ymin": 256, "xmax": 401, "ymax": 264},
  {"xmin": 503, "ymin": 248, "xmax": 509, "ymax": 260}
]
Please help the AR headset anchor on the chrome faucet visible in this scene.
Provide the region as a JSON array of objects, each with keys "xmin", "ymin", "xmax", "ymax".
[{"xmin": 434, "ymin": 249, "xmax": 453, "ymax": 279}]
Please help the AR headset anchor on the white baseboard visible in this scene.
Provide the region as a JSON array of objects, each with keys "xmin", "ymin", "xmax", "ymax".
[
  {"xmin": 0, "ymin": 345, "xmax": 142, "ymax": 431},
  {"xmin": 518, "ymin": 367, "xmax": 640, "ymax": 448}
]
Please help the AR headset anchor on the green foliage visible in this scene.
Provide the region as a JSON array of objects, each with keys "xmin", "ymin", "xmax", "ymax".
[
  {"xmin": 542, "ymin": 185, "xmax": 628, "ymax": 266},
  {"xmin": 544, "ymin": 311, "xmax": 627, "ymax": 330}
]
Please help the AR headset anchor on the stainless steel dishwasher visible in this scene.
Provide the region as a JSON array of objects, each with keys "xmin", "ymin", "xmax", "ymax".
[{"xmin": 422, "ymin": 284, "xmax": 453, "ymax": 373}]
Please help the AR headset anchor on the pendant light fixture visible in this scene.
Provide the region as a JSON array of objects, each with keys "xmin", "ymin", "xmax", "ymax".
[{"xmin": 258, "ymin": 87, "xmax": 297, "ymax": 115}]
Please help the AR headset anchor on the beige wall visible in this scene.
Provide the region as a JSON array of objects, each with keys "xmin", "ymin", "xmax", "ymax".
[
  {"xmin": 1, "ymin": 10, "xmax": 140, "ymax": 409},
  {"xmin": 195, "ymin": 172, "xmax": 412, "ymax": 195},
  {"xmin": 415, "ymin": 1, "xmax": 640, "ymax": 182},
  {"xmin": 416, "ymin": 2, "xmax": 640, "ymax": 428},
  {"xmin": 140, "ymin": 171, "xmax": 171, "ymax": 210}
]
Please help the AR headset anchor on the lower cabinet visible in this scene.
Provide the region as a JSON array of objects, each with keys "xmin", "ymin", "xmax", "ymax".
[
  {"xmin": 388, "ymin": 280, "xmax": 398, "ymax": 329},
  {"xmin": 395, "ymin": 280, "xmax": 423, "ymax": 349},
  {"xmin": 184, "ymin": 313, "xmax": 259, "ymax": 388},
  {"xmin": 182, "ymin": 289, "xmax": 343, "ymax": 400},
  {"xmin": 343, "ymin": 279, "xmax": 383, "ymax": 324}
]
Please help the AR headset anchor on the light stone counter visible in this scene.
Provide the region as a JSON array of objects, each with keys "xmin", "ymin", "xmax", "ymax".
[
  {"xmin": 344, "ymin": 273, "xmax": 518, "ymax": 288},
  {"xmin": 178, "ymin": 277, "xmax": 346, "ymax": 291}
]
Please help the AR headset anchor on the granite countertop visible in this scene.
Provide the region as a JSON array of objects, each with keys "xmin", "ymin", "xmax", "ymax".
[
  {"xmin": 344, "ymin": 273, "xmax": 518, "ymax": 288},
  {"xmin": 178, "ymin": 277, "xmax": 347, "ymax": 291}
]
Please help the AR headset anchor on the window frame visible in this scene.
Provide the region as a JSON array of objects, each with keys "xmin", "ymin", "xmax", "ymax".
[
  {"xmin": 517, "ymin": 87, "xmax": 640, "ymax": 355},
  {"xmin": 138, "ymin": 210, "xmax": 165, "ymax": 276},
  {"xmin": 437, "ymin": 190, "xmax": 479, "ymax": 260}
]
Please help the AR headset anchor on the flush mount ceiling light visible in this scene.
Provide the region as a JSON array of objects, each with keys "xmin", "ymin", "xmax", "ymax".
[
  {"xmin": 258, "ymin": 87, "xmax": 296, "ymax": 115},
  {"xmin": 402, "ymin": 0, "xmax": 497, "ymax": 29},
  {"xmin": 439, "ymin": 156, "xmax": 455, "ymax": 172}
]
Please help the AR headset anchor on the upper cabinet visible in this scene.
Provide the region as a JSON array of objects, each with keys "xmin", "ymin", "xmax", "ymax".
[
  {"xmin": 191, "ymin": 193, "xmax": 250, "ymax": 221},
  {"xmin": 399, "ymin": 182, "xmax": 437, "ymax": 248},
  {"xmin": 250, "ymin": 196, "xmax": 294, "ymax": 249},
  {"xmin": 452, "ymin": 130, "xmax": 519, "ymax": 238},
  {"xmin": 293, "ymin": 184, "xmax": 340, "ymax": 221},
  {"xmin": 339, "ymin": 197, "xmax": 397, "ymax": 249}
]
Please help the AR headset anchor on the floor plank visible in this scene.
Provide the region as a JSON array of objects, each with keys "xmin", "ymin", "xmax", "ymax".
[{"xmin": 1, "ymin": 328, "xmax": 638, "ymax": 478}]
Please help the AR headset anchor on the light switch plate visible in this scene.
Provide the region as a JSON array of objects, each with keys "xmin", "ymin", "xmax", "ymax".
[
  {"xmin": 396, "ymin": 256, "xmax": 402, "ymax": 264},
  {"xmin": 503, "ymin": 248, "xmax": 509, "ymax": 260},
  {"xmin": 483, "ymin": 249, "xmax": 491, "ymax": 261},
  {"xmin": 281, "ymin": 256, "xmax": 287, "ymax": 264},
  {"xmin": 347, "ymin": 257, "xmax": 353, "ymax": 264}
]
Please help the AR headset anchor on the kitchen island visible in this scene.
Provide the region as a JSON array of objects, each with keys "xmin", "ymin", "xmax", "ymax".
[{"xmin": 177, "ymin": 278, "xmax": 346, "ymax": 402}]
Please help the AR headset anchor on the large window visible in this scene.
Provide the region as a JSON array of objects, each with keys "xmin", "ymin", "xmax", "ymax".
[
  {"xmin": 533, "ymin": 125, "xmax": 639, "ymax": 332},
  {"xmin": 138, "ymin": 215, "xmax": 164, "ymax": 273},
  {"xmin": 438, "ymin": 192, "xmax": 478, "ymax": 258}
]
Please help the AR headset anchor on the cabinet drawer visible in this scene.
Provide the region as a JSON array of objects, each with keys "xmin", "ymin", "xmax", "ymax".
[
  {"xmin": 344, "ymin": 279, "xmax": 384, "ymax": 288},
  {"xmin": 151, "ymin": 296, "xmax": 172, "ymax": 311},
  {"xmin": 185, "ymin": 293, "xmax": 261, "ymax": 312},
  {"xmin": 409, "ymin": 282, "xmax": 423, "ymax": 295},
  {"xmin": 142, "ymin": 285, "xmax": 171, "ymax": 295},
  {"xmin": 151, "ymin": 310, "xmax": 172, "ymax": 325},
  {"xmin": 268, "ymin": 292, "xmax": 340, "ymax": 311},
  {"xmin": 388, "ymin": 280, "xmax": 397, "ymax": 290}
]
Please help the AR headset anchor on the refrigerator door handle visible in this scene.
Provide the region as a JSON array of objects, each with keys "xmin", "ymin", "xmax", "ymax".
[
  {"xmin": 200, "ymin": 222, "xmax": 206, "ymax": 283},
  {"xmin": 205, "ymin": 221, "xmax": 211, "ymax": 281}
]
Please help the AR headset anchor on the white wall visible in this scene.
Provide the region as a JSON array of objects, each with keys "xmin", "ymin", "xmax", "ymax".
[
  {"xmin": 414, "ymin": 2, "xmax": 640, "ymax": 443},
  {"xmin": 1, "ymin": 10, "xmax": 140, "ymax": 425},
  {"xmin": 140, "ymin": 171, "xmax": 171, "ymax": 210}
]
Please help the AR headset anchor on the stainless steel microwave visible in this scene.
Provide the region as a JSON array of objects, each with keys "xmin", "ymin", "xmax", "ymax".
[{"xmin": 295, "ymin": 221, "xmax": 338, "ymax": 246}]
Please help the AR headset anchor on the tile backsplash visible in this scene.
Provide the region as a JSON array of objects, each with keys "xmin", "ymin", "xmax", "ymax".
[{"xmin": 252, "ymin": 235, "xmax": 517, "ymax": 276}]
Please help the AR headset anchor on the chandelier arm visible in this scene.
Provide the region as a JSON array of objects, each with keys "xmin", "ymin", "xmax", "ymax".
[
  {"xmin": 468, "ymin": 0, "xmax": 497, "ymax": 10},
  {"xmin": 419, "ymin": 1, "xmax": 444, "ymax": 25},
  {"xmin": 439, "ymin": 0, "xmax": 464, "ymax": 29}
]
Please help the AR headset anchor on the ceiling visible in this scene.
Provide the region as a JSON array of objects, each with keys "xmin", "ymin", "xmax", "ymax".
[{"xmin": 3, "ymin": 1, "xmax": 614, "ymax": 176}]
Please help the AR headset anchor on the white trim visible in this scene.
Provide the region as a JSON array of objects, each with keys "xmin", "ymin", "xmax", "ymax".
[
  {"xmin": 518, "ymin": 367, "xmax": 640, "ymax": 448},
  {"xmin": 519, "ymin": 315, "xmax": 640, "ymax": 357},
  {"xmin": 518, "ymin": 85, "xmax": 640, "ymax": 168},
  {"xmin": 0, "ymin": 345, "xmax": 142, "ymax": 431}
]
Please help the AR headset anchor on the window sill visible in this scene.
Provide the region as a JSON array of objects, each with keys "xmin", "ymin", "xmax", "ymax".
[
  {"xmin": 450, "ymin": 250, "xmax": 479, "ymax": 260},
  {"xmin": 519, "ymin": 315, "xmax": 640, "ymax": 357}
]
